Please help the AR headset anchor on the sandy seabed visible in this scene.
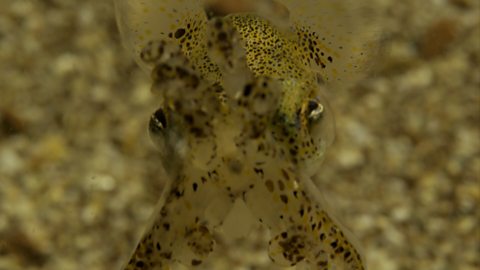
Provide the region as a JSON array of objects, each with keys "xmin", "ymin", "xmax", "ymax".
[{"xmin": 0, "ymin": 0, "xmax": 478, "ymax": 269}]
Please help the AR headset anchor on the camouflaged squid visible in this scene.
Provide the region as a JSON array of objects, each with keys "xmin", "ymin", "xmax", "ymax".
[{"xmin": 114, "ymin": 0, "xmax": 378, "ymax": 269}]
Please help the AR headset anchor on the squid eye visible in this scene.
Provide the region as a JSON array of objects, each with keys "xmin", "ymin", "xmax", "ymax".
[
  {"xmin": 306, "ymin": 99, "xmax": 324, "ymax": 121},
  {"xmin": 148, "ymin": 107, "xmax": 183, "ymax": 176},
  {"xmin": 298, "ymin": 97, "xmax": 335, "ymax": 176},
  {"xmin": 149, "ymin": 108, "xmax": 167, "ymax": 135},
  {"xmin": 306, "ymin": 97, "xmax": 335, "ymax": 149}
]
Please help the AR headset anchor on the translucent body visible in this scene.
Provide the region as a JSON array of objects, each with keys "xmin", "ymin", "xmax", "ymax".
[{"xmin": 114, "ymin": 1, "xmax": 378, "ymax": 269}]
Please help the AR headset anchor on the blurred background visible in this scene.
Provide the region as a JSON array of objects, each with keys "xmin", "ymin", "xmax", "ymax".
[{"xmin": 0, "ymin": 0, "xmax": 478, "ymax": 269}]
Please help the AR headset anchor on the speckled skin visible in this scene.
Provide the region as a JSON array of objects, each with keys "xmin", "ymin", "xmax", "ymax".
[{"xmin": 116, "ymin": 1, "xmax": 374, "ymax": 269}]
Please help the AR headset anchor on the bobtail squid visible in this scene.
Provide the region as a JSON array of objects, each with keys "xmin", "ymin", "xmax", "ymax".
[{"xmin": 114, "ymin": 0, "xmax": 379, "ymax": 269}]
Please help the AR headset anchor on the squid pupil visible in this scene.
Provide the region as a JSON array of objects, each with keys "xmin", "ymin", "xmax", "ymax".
[
  {"xmin": 150, "ymin": 108, "xmax": 167, "ymax": 133},
  {"xmin": 307, "ymin": 100, "xmax": 319, "ymax": 111},
  {"xmin": 307, "ymin": 100, "xmax": 324, "ymax": 121}
]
